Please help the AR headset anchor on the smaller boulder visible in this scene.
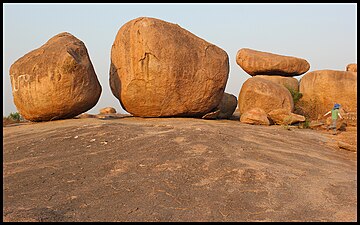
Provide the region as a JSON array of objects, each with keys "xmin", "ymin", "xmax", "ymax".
[
  {"xmin": 240, "ymin": 108, "xmax": 270, "ymax": 125},
  {"xmin": 268, "ymin": 108, "xmax": 305, "ymax": 125},
  {"xmin": 346, "ymin": 63, "xmax": 357, "ymax": 72},
  {"xmin": 217, "ymin": 93, "xmax": 238, "ymax": 119},
  {"xmin": 99, "ymin": 107, "xmax": 117, "ymax": 114}
]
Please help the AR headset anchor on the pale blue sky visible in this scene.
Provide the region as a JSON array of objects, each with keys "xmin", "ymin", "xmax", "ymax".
[{"xmin": 3, "ymin": 3, "xmax": 357, "ymax": 116}]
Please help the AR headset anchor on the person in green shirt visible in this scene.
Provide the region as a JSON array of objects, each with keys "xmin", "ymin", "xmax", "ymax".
[{"xmin": 323, "ymin": 103, "xmax": 343, "ymax": 134}]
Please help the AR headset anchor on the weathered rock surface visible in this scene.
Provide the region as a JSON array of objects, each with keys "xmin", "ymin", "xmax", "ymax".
[
  {"xmin": 236, "ymin": 48, "xmax": 310, "ymax": 76},
  {"xmin": 240, "ymin": 107, "xmax": 270, "ymax": 125},
  {"xmin": 298, "ymin": 70, "xmax": 357, "ymax": 119},
  {"xmin": 110, "ymin": 17, "xmax": 229, "ymax": 117},
  {"xmin": 268, "ymin": 108, "xmax": 305, "ymax": 125},
  {"xmin": 238, "ymin": 77, "xmax": 294, "ymax": 115},
  {"xmin": 9, "ymin": 32, "xmax": 102, "ymax": 122},
  {"xmin": 3, "ymin": 117, "xmax": 357, "ymax": 222},
  {"xmin": 99, "ymin": 107, "xmax": 117, "ymax": 114},
  {"xmin": 346, "ymin": 63, "xmax": 357, "ymax": 72},
  {"xmin": 255, "ymin": 75, "xmax": 299, "ymax": 92}
]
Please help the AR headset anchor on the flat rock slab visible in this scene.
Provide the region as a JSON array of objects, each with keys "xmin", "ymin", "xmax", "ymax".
[{"xmin": 3, "ymin": 117, "xmax": 357, "ymax": 222}]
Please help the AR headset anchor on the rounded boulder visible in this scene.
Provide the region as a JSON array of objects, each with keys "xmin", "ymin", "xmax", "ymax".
[
  {"xmin": 298, "ymin": 70, "xmax": 357, "ymax": 119},
  {"xmin": 238, "ymin": 76, "xmax": 294, "ymax": 115},
  {"xmin": 9, "ymin": 32, "xmax": 102, "ymax": 121},
  {"xmin": 110, "ymin": 17, "xmax": 229, "ymax": 117}
]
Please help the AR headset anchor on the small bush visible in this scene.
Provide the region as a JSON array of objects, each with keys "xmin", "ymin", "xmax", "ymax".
[
  {"xmin": 7, "ymin": 112, "xmax": 23, "ymax": 122},
  {"xmin": 285, "ymin": 86, "xmax": 303, "ymax": 104},
  {"xmin": 298, "ymin": 119, "xmax": 311, "ymax": 129}
]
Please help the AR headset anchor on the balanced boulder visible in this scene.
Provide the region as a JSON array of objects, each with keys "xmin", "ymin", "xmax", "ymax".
[
  {"xmin": 238, "ymin": 77, "xmax": 294, "ymax": 115},
  {"xmin": 236, "ymin": 48, "xmax": 310, "ymax": 76},
  {"xmin": 9, "ymin": 32, "xmax": 102, "ymax": 121},
  {"xmin": 110, "ymin": 17, "xmax": 229, "ymax": 117},
  {"xmin": 298, "ymin": 70, "xmax": 357, "ymax": 119}
]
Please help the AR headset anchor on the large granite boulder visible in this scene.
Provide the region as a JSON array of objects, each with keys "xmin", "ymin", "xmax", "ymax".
[
  {"xmin": 238, "ymin": 77, "xmax": 294, "ymax": 115},
  {"xmin": 298, "ymin": 70, "xmax": 357, "ymax": 119},
  {"xmin": 9, "ymin": 32, "xmax": 102, "ymax": 122},
  {"xmin": 255, "ymin": 75, "xmax": 299, "ymax": 92},
  {"xmin": 236, "ymin": 48, "xmax": 310, "ymax": 76},
  {"xmin": 346, "ymin": 63, "xmax": 357, "ymax": 72},
  {"xmin": 110, "ymin": 17, "xmax": 229, "ymax": 117}
]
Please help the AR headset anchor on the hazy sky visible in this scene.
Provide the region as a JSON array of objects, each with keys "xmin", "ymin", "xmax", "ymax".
[{"xmin": 3, "ymin": 3, "xmax": 357, "ymax": 116}]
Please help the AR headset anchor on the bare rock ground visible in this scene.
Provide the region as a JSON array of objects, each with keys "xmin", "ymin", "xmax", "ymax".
[{"xmin": 3, "ymin": 115, "xmax": 357, "ymax": 222}]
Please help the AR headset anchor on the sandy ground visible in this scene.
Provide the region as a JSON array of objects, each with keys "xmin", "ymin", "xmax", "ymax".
[{"xmin": 3, "ymin": 115, "xmax": 357, "ymax": 222}]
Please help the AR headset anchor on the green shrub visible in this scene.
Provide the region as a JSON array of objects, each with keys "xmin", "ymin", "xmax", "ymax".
[
  {"xmin": 7, "ymin": 112, "xmax": 23, "ymax": 121},
  {"xmin": 285, "ymin": 86, "xmax": 303, "ymax": 104},
  {"xmin": 299, "ymin": 119, "xmax": 311, "ymax": 129}
]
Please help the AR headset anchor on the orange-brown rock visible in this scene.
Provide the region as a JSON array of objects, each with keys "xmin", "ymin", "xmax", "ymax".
[
  {"xmin": 110, "ymin": 17, "xmax": 229, "ymax": 117},
  {"xmin": 240, "ymin": 108, "xmax": 270, "ymax": 125},
  {"xmin": 217, "ymin": 93, "xmax": 237, "ymax": 119},
  {"xmin": 76, "ymin": 113, "xmax": 98, "ymax": 119},
  {"xmin": 99, "ymin": 107, "xmax": 117, "ymax": 114},
  {"xmin": 238, "ymin": 77, "xmax": 294, "ymax": 115},
  {"xmin": 346, "ymin": 63, "xmax": 357, "ymax": 72},
  {"xmin": 9, "ymin": 32, "xmax": 102, "ymax": 122},
  {"xmin": 298, "ymin": 70, "xmax": 357, "ymax": 119},
  {"xmin": 268, "ymin": 108, "xmax": 305, "ymax": 125},
  {"xmin": 201, "ymin": 109, "xmax": 220, "ymax": 120},
  {"xmin": 255, "ymin": 75, "xmax": 299, "ymax": 92},
  {"xmin": 236, "ymin": 48, "xmax": 310, "ymax": 76}
]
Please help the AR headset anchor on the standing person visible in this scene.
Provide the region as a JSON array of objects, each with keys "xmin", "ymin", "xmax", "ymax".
[{"xmin": 323, "ymin": 103, "xmax": 343, "ymax": 134}]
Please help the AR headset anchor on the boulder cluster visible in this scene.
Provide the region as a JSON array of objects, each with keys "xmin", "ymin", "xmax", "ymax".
[
  {"xmin": 9, "ymin": 17, "xmax": 357, "ymax": 128},
  {"xmin": 236, "ymin": 48, "xmax": 309, "ymax": 125}
]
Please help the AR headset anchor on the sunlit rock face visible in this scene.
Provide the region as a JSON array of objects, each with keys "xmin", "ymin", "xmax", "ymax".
[
  {"xmin": 110, "ymin": 17, "xmax": 229, "ymax": 117},
  {"xmin": 9, "ymin": 32, "xmax": 102, "ymax": 121}
]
